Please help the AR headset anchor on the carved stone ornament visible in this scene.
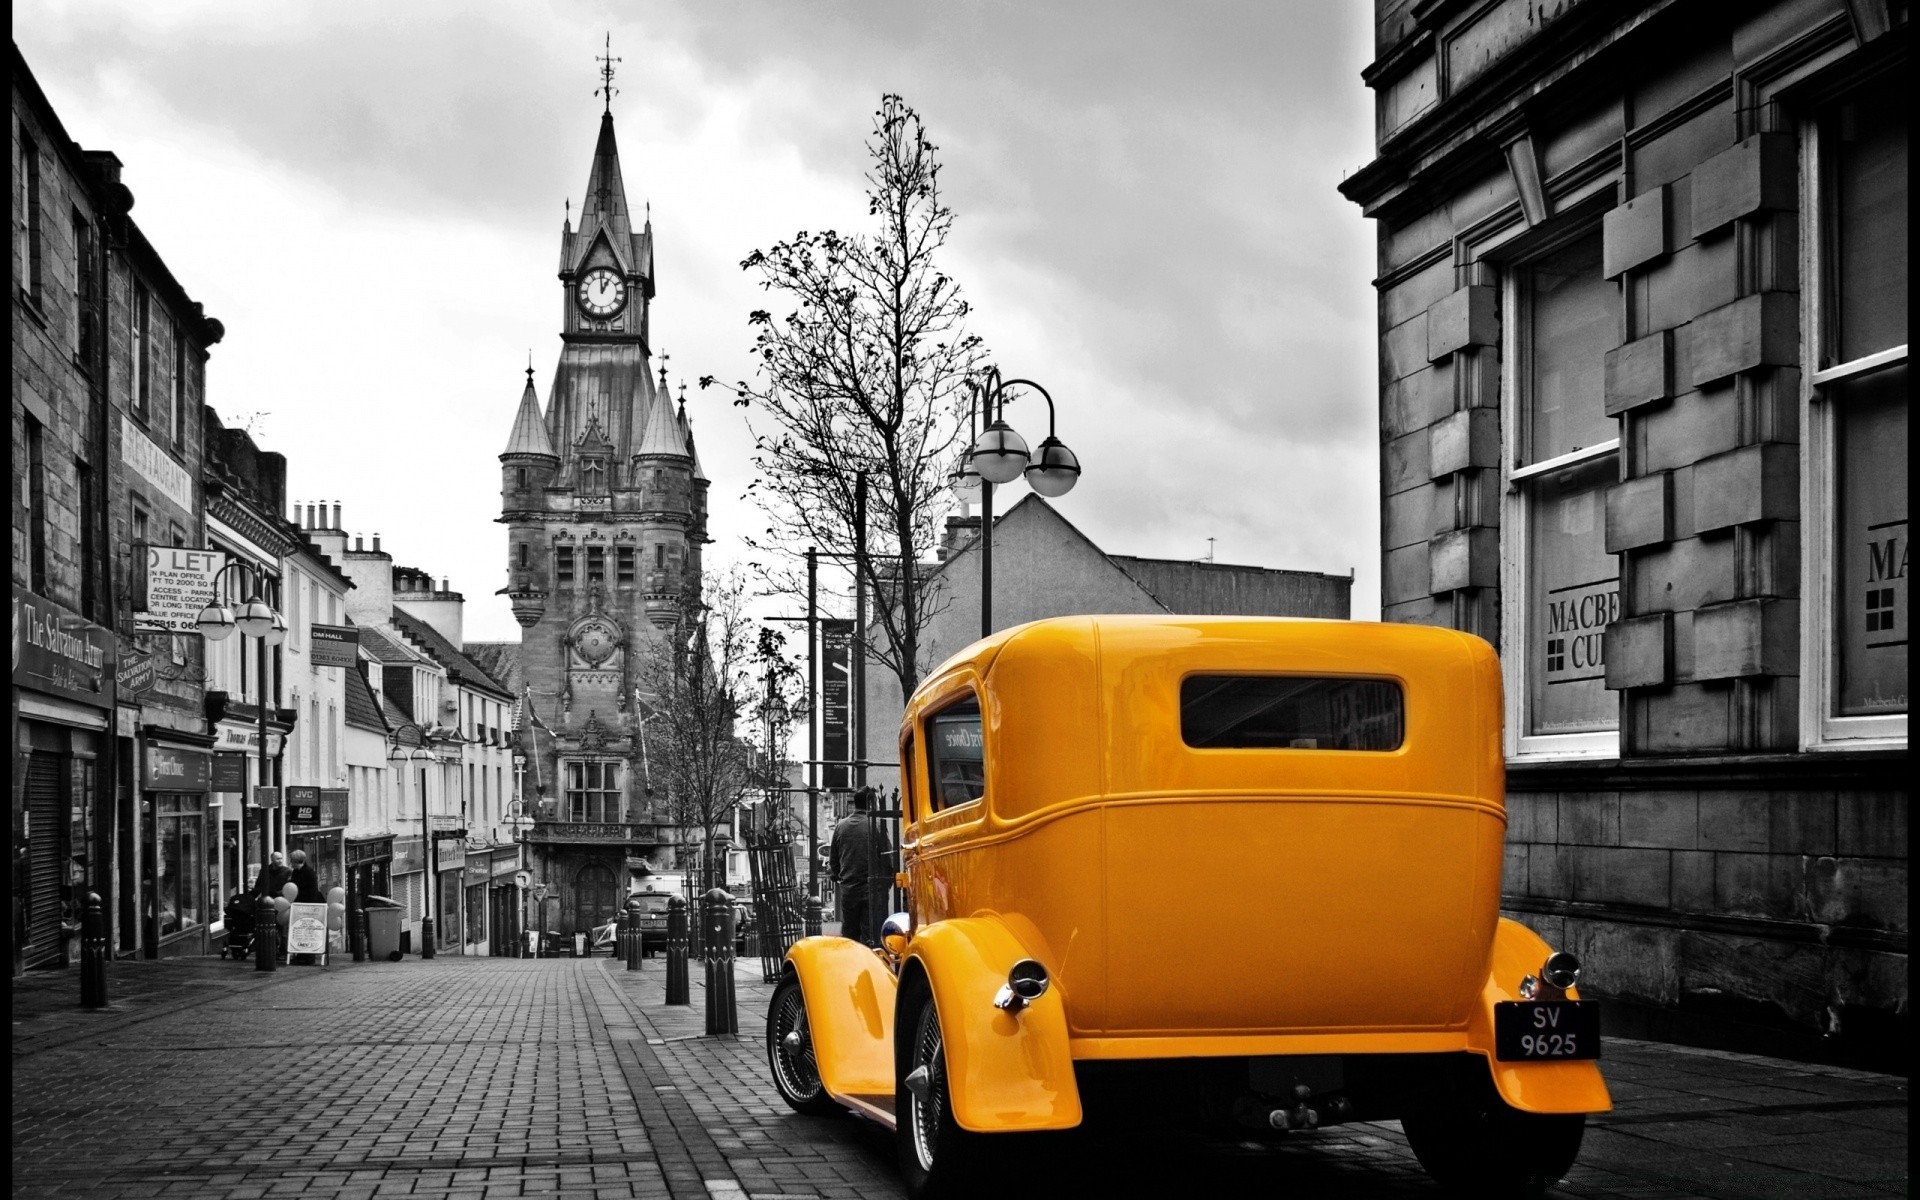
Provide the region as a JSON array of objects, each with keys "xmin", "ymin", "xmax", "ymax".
[
  {"xmin": 569, "ymin": 613, "xmax": 624, "ymax": 669},
  {"xmin": 579, "ymin": 709, "xmax": 607, "ymax": 752}
]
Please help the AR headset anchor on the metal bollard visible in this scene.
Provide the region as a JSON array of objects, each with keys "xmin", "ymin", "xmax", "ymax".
[
  {"xmin": 803, "ymin": 894, "xmax": 823, "ymax": 938},
  {"xmin": 254, "ymin": 895, "xmax": 279, "ymax": 972},
  {"xmin": 421, "ymin": 914, "xmax": 435, "ymax": 959},
  {"xmin": 664, "ymin": 896, "xmax": 689, "ymax": 1005},
  {"xmin": 625, "ymin": 898, "xmax": 643, "ymax": 972},
  {"xmin": 703, "ymin": 888, "xmax": 738, "ymax": 1036},
  {"xmin": 349, "ymin": 887, "xmax": 367, "ymax": 963},
  {"xmin": 80, "ymin": 892, "xmax": 108, "ymax": 1008}
]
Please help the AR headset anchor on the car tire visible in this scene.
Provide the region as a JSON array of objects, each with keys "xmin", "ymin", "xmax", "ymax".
[
  {"xmin": 896, "ymin": 989, "xmax": 987, "ymax": 1200},
  {"xmin": 767, "ymin": 975, "xmax": 839, "ymax": 1116},
  {"xmin": 1401, "ymin": 1078, "xmax": 1586, "ymax": 1200}
]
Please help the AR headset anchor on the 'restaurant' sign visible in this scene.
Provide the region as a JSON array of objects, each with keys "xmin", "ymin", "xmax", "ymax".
[
  {"xmin": 13, "ymin": 592, "xmax": 115, "ymax": 708},
  {"xmin": 309, "ymin": 624, "xmax": 360, "ymax": 669},
  {"xmin": 136, "ymin": 546, "xmax": 229, "ymax": 634}
]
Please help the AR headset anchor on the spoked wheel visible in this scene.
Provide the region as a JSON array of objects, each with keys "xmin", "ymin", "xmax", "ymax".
[
  {"xmin": 767, "ymin": 975, "xmax": 838, "ymax": 1115},
  {"xmin": 896, "ymin": 991, "xmax": 982, "ymax": 1200},
  {"xmin": 1401, "ymin": 1079, "xmax": 1586, "ymax": 1199}
]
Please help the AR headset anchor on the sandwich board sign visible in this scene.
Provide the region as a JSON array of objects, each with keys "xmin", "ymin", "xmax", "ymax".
[{"xmin": 286, "ymin": 902, "xmax": 330, "ymax": 962}]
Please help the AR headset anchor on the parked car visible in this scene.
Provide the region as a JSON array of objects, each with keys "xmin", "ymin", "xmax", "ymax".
[{"xmin": 766, "ymin": 616, "xmax": 1610, "ymax": 1199}]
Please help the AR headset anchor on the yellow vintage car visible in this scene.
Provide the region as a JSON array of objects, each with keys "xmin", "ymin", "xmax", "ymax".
[{"xmin": 767, "ymin": 616, "xmax": 1610, "ymax": 1198}]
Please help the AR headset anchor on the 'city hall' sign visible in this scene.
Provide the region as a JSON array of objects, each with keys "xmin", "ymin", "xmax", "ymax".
[{"xmin": 12, "ymin": 592, "xmax": 115, "ymax": 708}]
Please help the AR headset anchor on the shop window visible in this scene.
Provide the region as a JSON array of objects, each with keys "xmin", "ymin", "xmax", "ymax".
[
  {"xmin": 156, "ymin": 795, "xmax": 206, "ymax": 939},
  {"xmin": 1502, "ymin": 231, "xmax": 1621, "ymax": 758},
  {"xmin": 1805, "ymin": 71, "xmax": 1908, "ymax": 747},
  {"xmin": 565, "ymin": 759, "xmax": 622, "ymax": 824},
  {"xmin": 466, "ymin": 884, "xmax": 486, "ymax": 946}
]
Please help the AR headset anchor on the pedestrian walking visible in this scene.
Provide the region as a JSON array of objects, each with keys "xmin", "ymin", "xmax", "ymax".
[{"xmin": 828, "ymin": 786, "xmax": 892, "ymax": 946}]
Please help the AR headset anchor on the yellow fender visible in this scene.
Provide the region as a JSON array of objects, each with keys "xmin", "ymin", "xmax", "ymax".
[
  {"xmin": 1467, "ymin": 918, "xmax": 1614, "ymax": 1114},
  {"xmin": 785, "ymin": 936, "xmax": 898, "ymax": 1102},
  {"xmin": 903, "ymin": 917, "xmax": 1083, "ymax": 1133}
]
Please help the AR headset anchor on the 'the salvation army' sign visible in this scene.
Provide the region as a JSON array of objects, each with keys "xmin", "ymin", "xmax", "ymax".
[{"xmin": 137, "ymin": 546, "xmax": 229, "ymax": 634}]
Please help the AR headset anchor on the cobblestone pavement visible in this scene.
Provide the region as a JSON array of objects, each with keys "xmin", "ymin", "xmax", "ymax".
[{"xmin": 12, "ymin": 953, "xmax": 1909, "ymax": 1199}]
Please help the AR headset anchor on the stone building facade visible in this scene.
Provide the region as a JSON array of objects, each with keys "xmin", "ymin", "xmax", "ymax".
[
  {"xmin": 1341, "ymin": 0, "xmax": 1906, "ymax": 1064},
  {"xmin": 490, "ymin": 98, "xmax": 712, "ymax": 938},
  {"xmin": 13, "ymin": 45, "xmax": 225, "ymax": 970}
]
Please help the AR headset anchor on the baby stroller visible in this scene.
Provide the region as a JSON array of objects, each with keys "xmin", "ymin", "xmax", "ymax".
[{"xmin": 222, "ymin": 893, "xmax": 257, "ymax": 959}]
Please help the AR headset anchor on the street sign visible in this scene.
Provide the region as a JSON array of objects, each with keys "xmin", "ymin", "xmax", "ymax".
[
  {"xmin": 211, "ymin": 752, "xmax": 249, "ymax": 793},
  {"xmin": 308, "ymin": 624, "xmax": 359, "ymax": 669},
  {"xmin": 252, "ymin": 785, "xmax": 281, "ymax": 809},
  {"xmin": 515, "ymin": 870, "xmax": 531, "ymax": 889}
]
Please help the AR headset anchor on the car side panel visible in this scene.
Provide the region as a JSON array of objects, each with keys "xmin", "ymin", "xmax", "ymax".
[
  {"xmin": 1467, "ymin": 918, "xmax": 1613, "ymax": 1114},
  {"xmin": 786, "ymin": 936, "xmax": 898, "ymax": 1101},
  {"xmin": 909, "ymin": 917, "xmax": 1084, "ymax": 1133}
]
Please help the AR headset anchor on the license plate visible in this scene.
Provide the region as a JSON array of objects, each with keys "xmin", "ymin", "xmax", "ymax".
[{"xmin": 1494, "ymin": 1001, "xmax": 1601, "ymax": 1061}]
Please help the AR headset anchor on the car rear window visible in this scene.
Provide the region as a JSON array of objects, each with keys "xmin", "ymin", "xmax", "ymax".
[
  {"xmin": 925, "ymin": 694, "xmax": 986, "ymax": 809},
  {"xmin": 1180, "ymin": 675, "xmax": 1405, "ymax": 750}
]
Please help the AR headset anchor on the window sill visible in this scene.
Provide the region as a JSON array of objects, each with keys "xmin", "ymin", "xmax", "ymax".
[{"xmin": 17, "ymin": 288, "xmax": 49, "ymax": 328}]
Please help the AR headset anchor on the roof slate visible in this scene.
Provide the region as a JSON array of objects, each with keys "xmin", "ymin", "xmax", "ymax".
[
  {"xmin": 359, "ymin": 625, "xmax": 426, "ymax": 665},
  {"xmin": 390, "ymin": 609, "xmax": 513, "ymax": 699},
  {"xmin": 343, "ymin": 665, "xmax": 389, "ymax": 735}
]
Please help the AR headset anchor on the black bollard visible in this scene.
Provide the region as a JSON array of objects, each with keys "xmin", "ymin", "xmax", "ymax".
[
  {"xmin": 625, "ymin": 898, "xmax": 643, "ymax": 973},
  {"xmin": 349, "ymin": 880, "xmax": 366, "ymax": 963},
  {"xmin": 803, "ymin": 894, "xmax": 823, "ymax": 938},
  {"xmin": 703, "ymin": 888, "xmax": 738, "ymax": 1036},
  {"xmin": 80, "ymin": 892, "xmax": 108, "ymax": 1008},
  {"xmin": 254, "ymin": 895, "xmax": 278, "ymax": 972},
  {"xmin": 664, "ymin": 895, "xmax": 689, "ymax": 1005},
  {"xmin": 421, "ymin": 914, "xmax": 435, "ymax": 959}
]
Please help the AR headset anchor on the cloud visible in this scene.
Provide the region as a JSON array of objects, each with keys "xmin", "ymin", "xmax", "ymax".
[{"xmin": 14, "ymin": 0, "xmax": 1385, "ymax": 634}]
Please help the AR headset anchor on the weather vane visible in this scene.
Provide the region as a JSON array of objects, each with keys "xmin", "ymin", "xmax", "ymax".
[{"xmin": 596, "ymin": 33, "xmax": 621, "ymax": 114}]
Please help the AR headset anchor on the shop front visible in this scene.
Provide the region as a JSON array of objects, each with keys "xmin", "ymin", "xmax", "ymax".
[
  {"xmin": 286, "ymin": 787, "xmax": 348, "ymax": 901},
  {"xmin": 346, "ymin": 834, "xmax": 394, "ymax": 932},
  {"xmin": 488, "ymin": 847, "xmax": 521, "ymax": 957},
  {"xmin": 464, "ymin": 854, "xmax": 491, "ymax": 955},
  {"xmin": 143, "ymin": 738, "xmax": 216, "ymax": 958},
  {"xmin": 211, "ymin": 719, "xmax": 289, "ymax": 899},
  {"xmin": 434, "ymin": 832, "xmax": 465, "ymax": 953},
  {"xmin": 11, "ymin": 592, "xmax": 116, "ymax": 974},
  {"xmin": 391, "ymin": 836, "xmax": 423, "ymax": 954}
]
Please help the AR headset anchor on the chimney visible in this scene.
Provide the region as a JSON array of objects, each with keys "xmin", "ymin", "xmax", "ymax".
[
  {"xmin": 373, "ymin": 533, "xmax": 382, "ymax": 552},
  {"xmin": 331, "ymin": 502, "xmax": 341, "ymax": 529},
  {"xmin": 306, "ymin": 502, "xmax": 317, "ymax": 529},
  {"xmin": 355, "ymin": 536, "xmax": 364, "ymax": 552}
]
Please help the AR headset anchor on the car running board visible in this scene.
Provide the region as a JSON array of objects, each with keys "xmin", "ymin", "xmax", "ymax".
[{"xmin": 836, "ymin": 1092, "xmax": 897, "ymax": 1130}]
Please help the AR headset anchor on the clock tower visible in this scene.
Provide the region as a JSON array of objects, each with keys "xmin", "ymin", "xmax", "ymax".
[{"xmin": 498, "ymin": 73, "xmax": 710, "ymax": 937}]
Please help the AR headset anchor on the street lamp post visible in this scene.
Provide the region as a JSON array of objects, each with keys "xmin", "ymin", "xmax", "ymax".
[
  {"xmin": 957, "ymin": 367, "xmax": 1082, "ymax": 638},
  {"xmin": 194, "ymin": 559, "xmax": 287, "ymax": 867}
]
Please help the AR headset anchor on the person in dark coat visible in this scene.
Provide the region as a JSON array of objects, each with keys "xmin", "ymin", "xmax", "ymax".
[
  {"xmin": 288, "ymin": 849, "xmax": 324, "ymax": 903},
  {"xmin": 829, "ymin": 787, "xmax": 892, "ymax": 946},
  {"xmin": 251, "ymin": 851, "xmax": 292, "ymax": 901}
]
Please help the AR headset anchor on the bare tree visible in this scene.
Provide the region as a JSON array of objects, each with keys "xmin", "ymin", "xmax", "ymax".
[
  {"xmin": 635, "ymin": 572, "xmax": 756, "ymax": 887},
  {"xmin": 703, "ymin": 93, "xmax": 982, "ymax": 699}
]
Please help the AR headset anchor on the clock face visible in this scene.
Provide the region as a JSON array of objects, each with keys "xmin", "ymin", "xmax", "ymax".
[{"xmin": 577, "ymin": 268, "xmax": 627, "ymax": 318}]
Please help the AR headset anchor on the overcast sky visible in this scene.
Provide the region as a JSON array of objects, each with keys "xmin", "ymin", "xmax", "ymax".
[{"xmin": 16, "ymin": 1, "xmax": 1381, "ymax": 642}]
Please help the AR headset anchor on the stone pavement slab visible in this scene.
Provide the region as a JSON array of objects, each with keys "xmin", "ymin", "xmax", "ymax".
[{"xmin": 12, "ymin": 952, "xmax": 1908, "ymax": 1200}]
